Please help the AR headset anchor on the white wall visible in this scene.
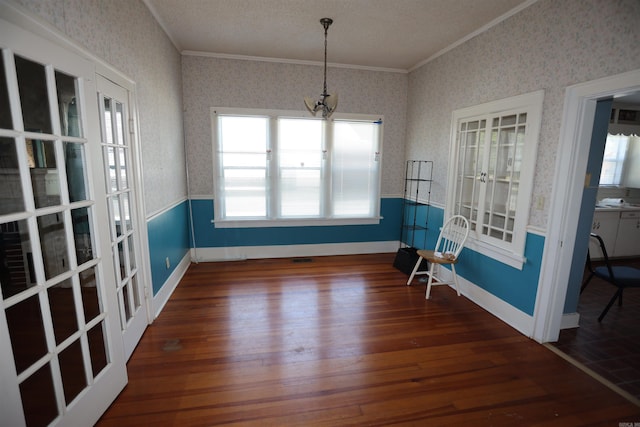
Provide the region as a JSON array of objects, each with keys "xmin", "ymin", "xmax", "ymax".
[
  {"xmin": 12, "ymin": 0, "xmax": 187, "ymax": 216},
  {"xmin": 406, "ymin": 0, "xmax": 640, "ymax": 230}
]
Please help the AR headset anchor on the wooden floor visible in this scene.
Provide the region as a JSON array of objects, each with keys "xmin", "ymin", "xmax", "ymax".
[{"xmin": 97, "ymin": 253, "xmax": 640, "ymax": 426}]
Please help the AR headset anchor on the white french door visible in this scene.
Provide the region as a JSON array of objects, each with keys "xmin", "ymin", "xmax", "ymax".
[
  {"xmin": 96, "ymin": 75, "xmax": 149, "ymax": 360},
  {"xmin": 0, "ymin": 17, "xmax": 126, "ymax": 427}
]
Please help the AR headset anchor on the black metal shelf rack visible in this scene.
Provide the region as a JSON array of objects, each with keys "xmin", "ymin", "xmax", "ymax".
[{"xmin": 394, "ymin": 160, "xmax": 432, "ymax": 274}]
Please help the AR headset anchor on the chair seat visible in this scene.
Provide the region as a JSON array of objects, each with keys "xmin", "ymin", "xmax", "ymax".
[
  {"xmin": 593, "ymin": 266, "xmax": 640, "ymax": 287},
  {"xmin": 582, "ymin": 233, "xmax": 640, "ymax": 322},
  {"xmin": 416, "ymin": 249, "xmax": 458, "ymax": 265},
  {"xmin": 407, "ymin": 215, "xmax": 469, "ymax": 299}
]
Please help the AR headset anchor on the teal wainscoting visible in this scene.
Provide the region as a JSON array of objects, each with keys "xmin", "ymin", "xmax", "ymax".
[
  {"xmin": 455, "ymin": 234, "xmax": 544, "ymax": 315},
  {"xmin": 405, "ymin": 204, "xmax": 544, "ymax": 316},
  {"xmin": 147, "ymin": 200, "xmax": 191, "ymax": 295},
  {"xmin": 189, "ymin": 198, "xmax": 403, "ymax": 248}
]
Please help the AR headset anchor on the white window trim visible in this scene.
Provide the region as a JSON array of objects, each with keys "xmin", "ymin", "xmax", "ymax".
[
  {"xmin": 445, "ymin": 90, "xmax": 544, "ymax": 270},
  {"xmin": 210, "ymin": 107, "xmax": 384, "ymax": 228}
]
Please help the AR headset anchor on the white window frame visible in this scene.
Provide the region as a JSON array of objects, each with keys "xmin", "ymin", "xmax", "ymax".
[
  {"xmin": 599, "ymin": 133, "xmax": 630, "ymax": 186},
  {"xmin": 211, "ymin": 108, "xmax": 383, "ymax": 228},
  {"xmin": 445, "ymin": 91, "xmax": 544, "ymax": 269}
]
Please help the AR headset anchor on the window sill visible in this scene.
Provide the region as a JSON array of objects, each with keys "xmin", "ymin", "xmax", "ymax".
[{"xmin": 212, "ymin": 217, "xmax": 383, "ymax": 228}]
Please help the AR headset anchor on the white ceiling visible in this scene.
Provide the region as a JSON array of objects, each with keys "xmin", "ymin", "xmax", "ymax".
[{"xmin": 143, "ymin": 0, "xmax": 536, "ymax": 72}]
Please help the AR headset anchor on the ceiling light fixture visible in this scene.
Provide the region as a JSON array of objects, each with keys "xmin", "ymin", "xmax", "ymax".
[{"xmin": 304, "ymin": 18, "xmax": 338, "ymax": 119}]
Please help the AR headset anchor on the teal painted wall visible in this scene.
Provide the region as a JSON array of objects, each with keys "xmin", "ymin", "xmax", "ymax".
[
  {"xmin": 189, "ymin": 197, "xmax": 403, "ymax": 248},
  {"xmin": 563, "ymin": 99, "xmax": 613, "ymax": 313},
  {"xmin": 147, "ymin": 201, "xmax": 191, "ymax": 295},
  {"xmin": 149, "ymin": 197, "xmax": 544, "ymax": 315},
  {"xmin": 403, "ymin": 204, "xmax": 544, "ymax": 316}
]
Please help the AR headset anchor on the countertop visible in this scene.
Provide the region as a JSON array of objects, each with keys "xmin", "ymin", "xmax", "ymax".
[{"xmin": 595, "ymin": 204, "xmax": 640, "ymax": 212}]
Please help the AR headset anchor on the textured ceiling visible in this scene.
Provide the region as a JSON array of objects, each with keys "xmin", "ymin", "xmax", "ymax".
[{"xmin": 144, "ymin": 0, "xmax": 535, "ymax": 71}]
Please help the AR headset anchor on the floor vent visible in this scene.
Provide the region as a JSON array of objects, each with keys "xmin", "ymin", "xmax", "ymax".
[{"xmin": 292, "ymin": 258, "xmax": 313, "ymax": 263}]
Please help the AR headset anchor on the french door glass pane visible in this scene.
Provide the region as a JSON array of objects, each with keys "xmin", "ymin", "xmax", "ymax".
[
  {"xmin": 80, "ymin": 267, "xmax": 101, "ymax": 322},
  {"xmin": 55, "ymin": 71, "xmax": 82, "ymax": 138},
  {"xmin": 0, "ymin": 54, "xmax": 12, "ymax": 129},
  {"xmin": 115, "ymin": 102, "xmax": 125, "ymax": 145},
  {"xmin": 103, "ymin": 99, "xmax": 114, "ymax": 144},
  {"xmin": 104, "ymin": 146, "xmax": 117, "ymax": 192},
  {"xmin": 65, "ymin": 142, "xmax": 88, "ymax": 202},
  {"xmin": 118, "ymin": 147, "xmax": 128, "ymax": 189},
  {"xmin": 20, "ymin": 363, "xmax": 58, "ymax": 427},
  {"xmin": 15, "ymin": 56, "xmax": 52, "ymax": 134},
  {"xmin": 48, "ymin": 277, "xmax": 78, "ymax": 344},
  {"xmin": 87, "ymin": 321, "xmax": 108, "ymax": 378},
  {"xmin": 28, "ymin": 139, "xmax": 61, "ymax": 208},
  {"xmin": 72, "ymin": 206, "xmax": 93, "ymax": 265},
  {"xmin": 0, "ymin": 137, "xmax": 24, "ymax": 215},
  {"xmin": 110, "ymin": 195, "xmax": 122, "ymax": 238},
  {"xmin": 37, "ymin": 212, "xmax": 69, "ymax": 279},
  {"xmin": 117, "ymin": 240, "xmax": 125, "ymax": 280},
  {"xmin": 122, "ymin": 282, "xmax": 132, "ymax": 323},
  {"xmin": 59, "ymin": 339, "xmax": 87, "ymax": 405},
  {"xmin": 122, "ymin": 192, "xmax": 131, "ymax": 231},
  {"xmin": 127, "ymin": 234, "xmax": 136, "ymax": 271},
  {"xmin": 130, "ymin": 274, "xmax": 140, "ymax": 309},
  {"xmin": 332, "ymin": 121, "xmax": 378, "ymax": 216},
  {"xmin": 0, "ymin": 220, "xmax": 34, "ymax": 299},
  {"xmin": 6, "ymin": 293, "xmax": 48, "ymax": 373}
]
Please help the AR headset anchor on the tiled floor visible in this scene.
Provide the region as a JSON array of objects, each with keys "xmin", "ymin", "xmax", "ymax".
[{"xmin": 552, "ymin": 257, "xmax": 640, "ymax": 401}]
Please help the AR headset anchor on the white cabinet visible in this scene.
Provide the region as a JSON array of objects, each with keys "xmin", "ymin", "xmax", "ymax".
[
  {"xmin": 613, "ymin": 211, "xmax": 640, "ymax": 257},
  {"xmin": 590, "ymin": 210, "xmax": 620, "ymax": 259},
  {"xmin": 590, "ymin": 209, "xmax": 640, "ymax": 259}
]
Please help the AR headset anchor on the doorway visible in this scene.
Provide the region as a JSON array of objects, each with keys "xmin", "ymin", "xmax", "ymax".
[{"xmin": 533, "ymin": 69, "xmax": 640, "ymax": 343}]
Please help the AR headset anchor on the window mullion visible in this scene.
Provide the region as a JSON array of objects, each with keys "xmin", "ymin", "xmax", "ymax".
[
  {"xmin": 476, "ymin": 116, "xmax": 492, "ymax": 239},
  {"xmin": 322, "ymin": 119, "xmax": 332, "ymax": 218},
  {"xmin": 269, "ymin": 116, "xmax": 278, "ymax": 219}
]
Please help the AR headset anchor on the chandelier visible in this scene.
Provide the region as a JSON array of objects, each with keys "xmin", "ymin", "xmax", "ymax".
[{"xmin": 304, "ymin": 18, "xmax": 338, "ymax": 119}]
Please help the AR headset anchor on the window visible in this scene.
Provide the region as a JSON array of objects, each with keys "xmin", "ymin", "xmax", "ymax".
[
  {"xmin": 599, "ymin": 133, "xmax": 629, "ymax": 186},
  {"xmin": 212, "ymin": 108, "xmax": 383, "ymax": 227},
  {"xmin": 446, "ymin": 91, "xmax": 544, "ymax": 269}
]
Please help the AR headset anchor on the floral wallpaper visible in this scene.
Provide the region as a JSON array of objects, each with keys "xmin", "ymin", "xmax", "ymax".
[
  {"xmin": 181, "ymin": 56, "xmax": 408, "ymax": 198},
  {"xmin": 13, "ymin": 0, "xmax": 187, "ymax": 216},
  {"xmin": 406, "ymin": 0, "xmax": 640, "ymax": 229}
]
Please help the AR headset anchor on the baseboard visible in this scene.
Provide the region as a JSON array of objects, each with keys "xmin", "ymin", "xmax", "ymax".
[
  {"xmin": 152, "ymin": 252, "xmax": 191, "ymax": 319},
  {"xmin": 190, "ymin": 241, "xmax": 400, "ymax": 262},
  {"xmin": 560, "ymin": 312, "xmax": 580, "ymax": 329},
  {"xmin": 434, "ymin": 266, "xmax": 535, "ymax": 337}
]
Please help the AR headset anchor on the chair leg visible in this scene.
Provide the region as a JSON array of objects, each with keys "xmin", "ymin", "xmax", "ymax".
[
  {"xmin": 580, "ymin": 273, "xmax": 594, "ymax": 294},
  {"xmin": 425, "ymin": 262, "xmax": 436, "ymax": 299},
  {"xmin": 451, "ymin": 264, "xmax": 460, "ymax": 296},
  {"xmin": 598, "ymin": 288, "xmax": 623, "ymax": 322},
  {"xmin": 407, "ymin": 256, "xmax": 424, "ymax": 285}
]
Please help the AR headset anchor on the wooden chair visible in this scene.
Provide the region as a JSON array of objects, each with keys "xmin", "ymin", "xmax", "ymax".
[
  {"xmin": 407, "ymin": 215, "xmax": 470, "ymax": 299},
  {"xmin": 580, "ymin": 233, "xmax": 640, "ymax": 322}
]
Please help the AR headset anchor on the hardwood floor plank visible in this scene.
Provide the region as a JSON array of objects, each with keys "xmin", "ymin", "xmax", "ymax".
[{"xmin": 97, "ymin": 254, "xmax": 640, "ymax": 426}]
